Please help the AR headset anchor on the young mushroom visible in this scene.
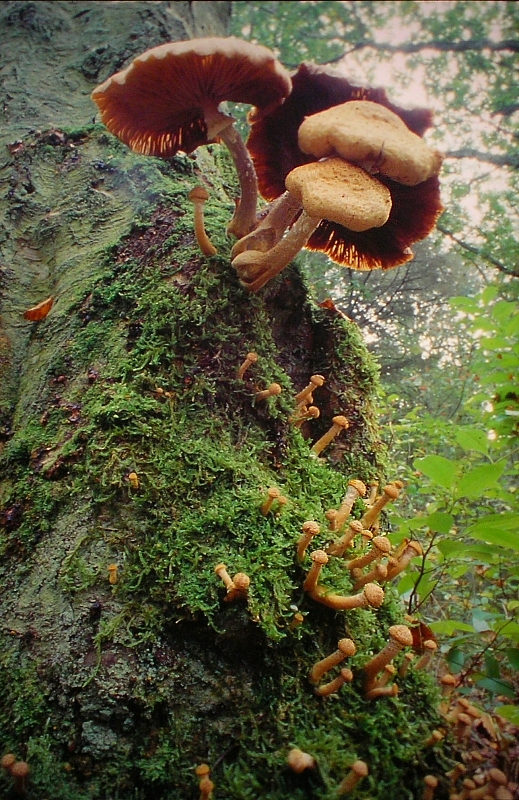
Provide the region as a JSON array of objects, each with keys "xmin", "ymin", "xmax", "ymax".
[
  {"xmin": 107, "ymin": 564, "xmax": 118, "ymax": 585},
  {"xmin": 346, "ymin": 535, "xmax": 392, "ymax": 572},
  {"xmin": 414, "ymin": 639, "xmax": 438, "ymax": 671},
  {"xmin": 365, "ymin": 683, "xmax": 399, "ymax": 701},
  {"xmin": 290, "ymin": 405, "xmax": 320, "ymax": 428},
  {"xmin": 314, "ymin": 667, "xmax": 353, "ymax": 697},
  {"xmin": 310, "ymin": 582, "xmax": 385, "ymax": 612},
  {"xmin": 422, "ymin": 775, "xmax": 439, "ymax": 800},
  {"xmin": 326, "ymin": 520, "xmax": 364, "ymax": 557},
  {"xmin": 261, "ymin": 487, "xmax": 281, "ymax": 515},
  {"xmin": 297, "ymin": 521, "xmax": 320, "ymax": 561},
  {"xmin": 337, "ymin": 760, "xmax": 369, "ymax": 795},
  {"xmin": 311, "ymin": 414, "xmax": 350, "ymax": 457},
  {"xmin": 233, "ymin": 158, "xmax": 392, "ymax": 292},
  {"xmin": 10, "ymin": 761, "xmax": 30, "ymax": 795},
  {"xmin": 91, "ymin": 37, "xmax": 292, "ymax": 239},
  {"xmin": 237, "ymin": 351, "xmax": 259, "ymax": 380},
  {"xmin": 224, "ymin": 572, "xmax": 250, "ymax": 603},
  {"xmin": 254, "ymin": 382, "xmax": 282, "ymax": 402},
  {"xmin": 302, "ymin": 550, "xmax": 329, "ymax": 593},
  {"xmin": 308, "ymin": 638, "xmax": 356, "ymax": 684},
  {"xmin": 359, "ymin": 482, "xmax": 402, "ymax": 530},
  {"xmin": 294, "ymin": 374, "xmax": 326, "ymax": 408},
  {"xmin": 188, "ymin": 186, "xmax": 217, "ymax": 256},
  {"xmin": 384, "ymin": 539, "xmax": 423, "ymax": 581},
  {"xmin": 363, "ymin": 624, "xmax": 414, "ymax": 692},
  {"xmin": 335, "ymin": 480, "xmax": 367, "ymax": 529},
  {"xmin": 286, "ymin": 748, "xmax": 316, "ymax": 773}
]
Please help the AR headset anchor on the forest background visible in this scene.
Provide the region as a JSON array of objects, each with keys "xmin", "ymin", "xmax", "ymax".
[{"xmin": 229, "ymin": 0, "xmax": 519, "ymax": 718}]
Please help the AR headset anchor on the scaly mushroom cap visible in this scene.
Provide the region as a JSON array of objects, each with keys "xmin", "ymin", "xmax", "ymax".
[
  {"xmin": 298, "ymin": 100, "xmax": 443, "ymax": 186},
  {"xmin": 363, "ymin": 583, "xmax": 385, "ymax": 608},
  {"xmin": 247, "ymin": 62, "xmax": 443, "ymax": 270},
  {"xmin": 285, "ymin": 158, "xmax": 392, "ymax": 232},
  {"xmin": 92, "ymin": 37, "xmax": 292, "ymax": 157},
  {"xmin": 389, "ymin": 624, "xmax": 414, "ymax": 648}
]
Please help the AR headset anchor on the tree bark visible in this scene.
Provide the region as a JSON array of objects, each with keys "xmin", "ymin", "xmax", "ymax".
[{"xmin": 0, "ymin": 4, "xmax": 448, "ymax": 799}]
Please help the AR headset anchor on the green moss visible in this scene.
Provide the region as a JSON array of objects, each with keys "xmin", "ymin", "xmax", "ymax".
[{"xmin": 0, "ymin": 128, "xmax": 451, "ymax": 800}]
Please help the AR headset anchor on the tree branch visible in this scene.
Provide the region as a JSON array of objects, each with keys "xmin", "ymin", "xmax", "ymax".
[
  {"xmin": 437, "ymin": 223, "xmax": 519, "ymax": 277},
  {"xmin": 445, "ymin": 148, "xmax": 519, "ymax": 169},
  {"xmin": 345, "ymin": 38, "xmax": 519, "ymax": 55}
]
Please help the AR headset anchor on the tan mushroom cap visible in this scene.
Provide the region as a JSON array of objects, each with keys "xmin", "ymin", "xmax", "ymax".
[
  {"xmin": 298, "ymin": 100, "xmax": 443, "ymax": 186},
  {"xmin": 92, "ymin": 37, "xmax": 292, "ymax": 157},
  {"xmin": 285, "ymin": 158, "xmax": 392, "ymax": 232},
  {"xmin": 389, "ymin": 624, "xmax": 414, "ymax": 647},
  {"xmin": 363, "ymin": 583, "xmax": 385, "ymax": 608}
]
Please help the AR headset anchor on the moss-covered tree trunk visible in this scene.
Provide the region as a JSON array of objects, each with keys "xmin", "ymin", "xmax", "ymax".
[{"xmin": 0, "ymin": 3, "xmax": 450, "ymax": 798}]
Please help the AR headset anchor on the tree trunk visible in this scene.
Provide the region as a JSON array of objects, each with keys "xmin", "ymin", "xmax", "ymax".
[{"xmin": 0, "ymin": 4, "xmax": 448, "ymax": 799}]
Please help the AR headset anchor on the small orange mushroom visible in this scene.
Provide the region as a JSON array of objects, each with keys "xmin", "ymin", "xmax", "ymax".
[
  {"xmin": 286, "ymin": 748, "xmax": 316, "ymax": 773},
  {"xmin": 237, "ymin": 351, "xmax": 258, "ymax": 379},
  {"xmin": 294, "ymin": 374, "xmax": 326, "ymax": 407},
  {"xmin": 311, "ymin": 415, "xmax": 349, "ymax": 456},
  {"xmin": 302, "ymin": 550, "xmax": 329, "ymax": 593},
  {"xmin": 297, "ymin": 520, "xmax": 320, "ymax": 561},
  {"xmin": 326, "ymin": 520, "xmax": 364, "ymax": 557},
  {"xmin": 360, "ymin": 482, "xmax": 401, "ymax": 529},
  {"xmin": 308, "ymin": 638, "xmax": 356, "ymax": 684},
  {"xmin": 363, "ymin": 624, "xmax": 413, "ymax": 691},
  {"xmin": 422, "ymin": 775, "xmax": 439, "ymax": 800},
  {"xmin": 108, "ymin": 564, "xmax": 118, "ymax": 585},
  {"xmin": 314, "ymin": 667, "xmax": 353, "ymax": 697},
  {"xmin": 188, "ymin": 186, "xmax": 217, "ymax": 256},
  {"xmin": 337, "ymin": 760, "xmax": 369, "ymax": 795},
  {"xmin": 261, "ymin": 487, "xmax": 281, "ymax": 515},
  {"xmin": 335, "ymin": 479, "xmax": 367, "ymax": 529},
  {"xmin": 254, "ymin": 382, "xmax": 282, "ymax": 402},
  {"xmin": 10, "ymin": 761, "xmax": 30, "ymax": 794},
  {"xmin": 310, "ymin": 582, "xmax": 385, "ymax": 611}
]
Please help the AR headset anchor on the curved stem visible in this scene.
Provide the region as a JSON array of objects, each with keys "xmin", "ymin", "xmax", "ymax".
[
  {"xmin": 232, "ymin": 209, "xmax": 320, "ymax": 293},
  {"xmin": 218, "ymin": 123, "xmax": 259, "ymax": 239},
  {"xmin": 231, "ymin": 191, "xmax": 303, "ymax": 258}
]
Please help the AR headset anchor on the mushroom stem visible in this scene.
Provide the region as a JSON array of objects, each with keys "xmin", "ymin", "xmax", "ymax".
[
  {"xmin": 326, "ymin": 520, "xmax": 364, "ymax": 557},
  {"xmin": 232, "ymin": 208, "xmax": 320, "ymax": 292},
  {"xmin": 347, "ymin": 536, "xmax": 392, "ymax": 571},
  {"xmin": 310, "ymin": 582, "xmax": 385, "ymax": 611},
  {"xmin": 302, "ymin": 550, "xmax": 329, "ymax": 593},
  {"xmin": 308, "ymin": 638, "xmax": 356, "ymax": 684},
  {"xmin": 237, "ymin": 351, "xmax": 258, "ymax": 379},
  {"xmin": 414, "ymin": 639, "xmax": 438, "ymax": 670},
  {"xmin": 363, "ymin": 625, "xmax": 413, "ymax": 691},
  {"xmin": 231, "ymin": 191, "xmax": 303, "ymax": 257},
  {"xmin": 188, "ymin": 186, "xmax": 217, "ymax": 256},
  {"xmin": 384, "ymin": 540, "xmax": 423, "ymax": 581},
  {"xmin": 297, "ymin": 521, "xmax": 320, "ymax": 561},
  {"xmin": 218, "ymin": 122, "xmax": 259, "ymax": 239},
  {"xmin": 294, "ymin": 374, "xmax": 325, "ymax": 407},
  {"xmin": 311, "ymin": 415, "xmax": 349, "ymax": 456},
  {"xmin": 314, "ymin": 667, "xmax": 353, "ymax": 697},
  {"xmin": 365, "ymin": 683, "xmax": 399, "ymax": 700},
  {"xmin": 337, "ymin": 760, "xmax": 369, "ymax": 795},
  {"xmin": 360, "ymin": 483, "xmax": 401, "ymax": 529},
  {"xmin": 335, "ymin": 480, "xmax": 367, "ymax": 529}
]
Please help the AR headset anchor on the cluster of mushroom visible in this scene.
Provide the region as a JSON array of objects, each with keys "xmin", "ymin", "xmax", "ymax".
[
  {"xmin": 92, "ymin": 37, "xmax": 443, "ymax": 292},
  {"xmin": 1, "ymin": 753, "xmax": 30, "ymax": 795}
]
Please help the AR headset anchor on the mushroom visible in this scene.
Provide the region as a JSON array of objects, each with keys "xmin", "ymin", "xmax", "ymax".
[
  {"xmin": 337, "ymin": 760, "xmax": 369, "ymax": 795},
  {"xmin": 310, "ymin": 582, "xmax": 385, "ymax": 611},
  {"xmin": 346, "ymin": 535, "xmax": 392, "ymax": 572},
  {"xmin": 232, "ymin": 158, "xmax": 392, "ymax": 292},
  {"xmin": 353, "ymin": 560, "xmax": 389, "ymax": 590},
  {"xmin": 298, "ymin": 100, "xmax": 443, "ymax": 186},
  {"xmin": 384, "ymin": 539, "xmax": 423, "ymax": 581},
  {"xmin": 302, "ymin": 550, "xmax": 329, "ymax": 593},
  {"xmin": 365, "ymin": 683, "xmax": 399, "ymax": 701},
  {"xmin": 1, "ymin": 754, "xmax": 16, "ymax": 772},
  {"xmin": 286, "ymin": 748, "xmax": 316, "ymax": 773},
  {"xmin": 308, "ymin": 638, "xmax": 356, "ymax": 684},
  {"xmin": 314, "ymin": 667, "xmax": 353, "ymax": 697},
  {"xmin": 290, "ymin": 405, "xmax": 320, "ymax": 428},
  {"xmin": 359, "ymin": 482, "xmax": 401, "ymax": 530},
  {"xmin": 237, "ymin": 351, "xmax": 258, "ymax": 380},
  {"xmin": 424, "ymin": 730, "xmax": 444, "ymax": 748},
  {"xmin": 261, "ymin": 487, "xmax": 281, "ymax": 515},
  {"xmin": 335, "ymin": 480, "xmax": 367, "ymax": 529},
  {"xmin": 326, "ymin": 520, "xmax": 364, "ymax": 557},
  {"xmin": 423, "ymin": 775, "xmax": 439, "ymax": 800},
  {"xmin": 311, "ymin": 413, "xmax": 351, "ymax": 457},
  {"xmin": 414, "ymin": 639, "xmax": 438, "ymax": 671},
  {"xmin": 91, "ymin": 37, "xmax": 292, "ymax": 239},
  {"xmin": 254, "ymin": 382, "xmax": 282, "ymax": 402},
  {"xmin": 214, "ymin": 562, "xmax": 234, "ymax": 593},
  {"xmin": 127, "ymin": 471, "xmax": 139, "ymax": 489},
  {"xmin": 294, "ymin": 374, "xmax": 326, "ymax": 408},
  {"xmin": 10, "ymin": 761, "xmax": 30, "ymax": 794},
  {"xmin": 399, "ymin": 652, "xmax": 416, "ymax": 678},
  {"xmin": 224, "ymin": 572, "xmax": 250, "ymax": 603},
  {"xmin": 107, "ymin": 563, "xmax": 118, "ymax": 585},
  {"xmin": 188, "ymin": 186, "xmax": 217, "ymax": 256},
  {"xmin": 363, "ymin": 624, "xmax": 413, "ymax": 691},
  {"xmin": 297, "ymin": 521, "xmax": 320, "ymax": 561}
]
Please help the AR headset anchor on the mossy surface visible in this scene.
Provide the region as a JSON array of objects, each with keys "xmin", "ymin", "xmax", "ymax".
[{"xmin": 0, "ymin": 124, "xmax": 452, "ymax": 800}]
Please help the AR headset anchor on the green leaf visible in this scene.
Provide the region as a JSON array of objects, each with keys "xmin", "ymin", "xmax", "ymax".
[
  {"xmin": 495, "ymin": 705, "xmax": 519, "ymax": 725},
  {"xmin": 436, "ymin": 540, "xmax": 497, "ymax": 560},
  {"xmin": 429, "ymin": 620, "xmax": 475, "ymax": 635},
  {"xmin": 466, "ymin": 512, "xmax": 519, "ymax": 552},
  {"xmin": 455, "ymin": 427, "xmax": 489, "ymax": 455},
  {"xmin": 422, "ymin": 511, "xmax": 454, "ymax": 534},
  {"xmin": 505, "ymin": 648, "xmax": 519, "ymax": 670},
  {"xmin": 445, "ymin": 646, "xmax": 465, "ymax": 671},
  {"xmin": 476, "ymin": 676, "xmax": 515, "ymax": 698},
  {"xmin": 414, "ymin": 455, "xmax": 458, "ymax": 489},
  {"xmin": 455, "ymin": 461, "xmax": 506, "ymax": 498}
]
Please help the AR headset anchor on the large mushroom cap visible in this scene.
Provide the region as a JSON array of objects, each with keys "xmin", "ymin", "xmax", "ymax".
[
  {"xmin": 298, "ymin": 100, "xmax": 443, "ymax": 186},
  {"xmin": 285, "ymin": 158, "xmax": 392, "ymax": 232},
  {"xmin": 92, "ymin": 37, "xmax": 292, "ymax": 157}
]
